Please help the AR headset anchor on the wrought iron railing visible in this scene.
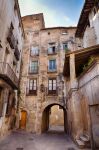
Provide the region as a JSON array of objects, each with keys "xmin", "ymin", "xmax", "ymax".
[{"xmin": 26, "ymin": 88, "xmax": 37, "ymax": 96}]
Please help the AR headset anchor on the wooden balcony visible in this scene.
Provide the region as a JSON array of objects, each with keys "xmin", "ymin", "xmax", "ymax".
[
  {"xmin": 0, "ymin": 62, "xmax": 19, "ymax": 89},
  {"xmin": 47, "ymin": 87, "xmax": 58, "ymax": 96},
  {"xmin": 14, "ymin": 45, "xmax": 20, "ymax": 60},
  {"xmin": 26, "ymin": 88, "xmax": 37, "ymax": 96},
  {"xmin": 7, "ymin": 29, "xmax": 15, "ymax": 49}
]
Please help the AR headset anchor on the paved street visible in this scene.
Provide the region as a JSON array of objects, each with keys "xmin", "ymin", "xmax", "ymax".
[{"xmin": 0, "ymin": 130, "xmax": 91, "ymax": 150}]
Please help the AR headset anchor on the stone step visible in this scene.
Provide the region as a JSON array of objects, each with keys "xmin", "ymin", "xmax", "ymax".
[
  {"xmin": 80, "ymin": 135, "xmax": 89, "ymax": 142},
  {"xmin": 76, "ymin": 139, "xmax": 85, "ymax": 149},
  {"xmin": 80, "ymin": 135, "xmax": 91, "ymax": 148},
  {"xmin": 84, "ymin": 134, "xmax": 90, "ymax": 141}
]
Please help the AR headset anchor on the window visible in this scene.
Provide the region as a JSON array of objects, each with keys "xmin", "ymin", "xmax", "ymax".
[
  {"xmin": 6, "ymin": 92, "xmax": 11, "ymax": 116},
  {"xmin": 61, "ymin": 30, "xmax": 68, "ymax": 35},
  {"xmin": 48, "ymin": 47, "xmax": 56, "ymax": 54},
  {"xmin": 48, "ymin": 43, "xmax": 56, "ymax": 54},
  {"xmin": 28, "ymin": 79, "xmax": 37, "ymax": 95},
  {"xmin": 29, "ymin": 61, "xmax": 38, "ymax": 73},
  {"xmin": 48, "ymin": 78, "xmax": 57, "ymax": 94},
  {"xmin": 31, "ymin": 46, "xmax": 39, "ymax": 56},
  {"xmin": 49, "ymin": 60, "xmax": 56, "ymax": 71},
  {"xmin": 63, "ymin": 43, "xmax": 68, "ymax": 49}
]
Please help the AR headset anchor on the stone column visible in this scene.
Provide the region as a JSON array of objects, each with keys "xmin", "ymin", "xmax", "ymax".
[
  {"xmin": 69, "ymin": 53, "xmax": 83, "ymax": 139},
  {"xmin": 70, "ymin": 53, "xmax": 77, "ymax": 88}
]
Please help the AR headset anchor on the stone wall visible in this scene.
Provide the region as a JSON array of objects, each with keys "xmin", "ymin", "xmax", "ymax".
[{"xmin": 65, "ymin": 60, "xmax": 99, "ymax": 147}]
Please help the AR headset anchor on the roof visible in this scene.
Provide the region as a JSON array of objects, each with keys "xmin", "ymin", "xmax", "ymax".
[
  {"xmin": 63, "ymin": 44, "xmax": 99, "ymax": 77},
  {"xmin": 41, "ymin": 26, "xmax": 77, "ymax": 31},
  {"xmin": 75, "ymin": 0, "xmax": 95, "ymax": 38},
  {"xmin": 22, "ymin": 13, "xmax": 44, "ymax": 19}
]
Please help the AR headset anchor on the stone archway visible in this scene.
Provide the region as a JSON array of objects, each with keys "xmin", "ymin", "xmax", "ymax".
[{"xmin": 41, "ymin": 102, "xmax": 67, "ymax": 133}]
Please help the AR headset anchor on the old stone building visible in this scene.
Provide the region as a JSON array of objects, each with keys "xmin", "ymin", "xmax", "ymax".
[
  {"xmin": 0, "ymin": 0, "xmax": 24, "ymax": 139},
  {"xmin": 19, "ymin": 13, "xmax": 77, "ymax": 134},
  {"xmin": 63, "ymin": 0, "xmax": 99, "ymax": 149}
]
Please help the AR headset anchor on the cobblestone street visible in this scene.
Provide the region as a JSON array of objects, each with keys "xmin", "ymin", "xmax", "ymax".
[{"xmin": 0, "ymin": 130, "xmax": 90, "ymax": 150}]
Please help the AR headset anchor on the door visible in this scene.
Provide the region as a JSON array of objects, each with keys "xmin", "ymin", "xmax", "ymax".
[{"xmin": 20, "ymin": 111, "xmax": 27, "ymax": 129}]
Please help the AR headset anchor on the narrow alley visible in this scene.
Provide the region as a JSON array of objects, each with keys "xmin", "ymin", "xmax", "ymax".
[{"xmin": 0, "ymin": 130, "xmax": 90, "ymax": 150}]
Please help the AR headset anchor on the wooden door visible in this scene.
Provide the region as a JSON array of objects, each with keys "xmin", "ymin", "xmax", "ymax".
[{"xmin": 20, "ymin": 111, "xmax": 27, "ymax": 129}]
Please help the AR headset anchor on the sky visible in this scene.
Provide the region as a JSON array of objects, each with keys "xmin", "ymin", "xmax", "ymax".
[{"xmin": 19, "ymin": 0, "xmax": 84, "ymax": 27}]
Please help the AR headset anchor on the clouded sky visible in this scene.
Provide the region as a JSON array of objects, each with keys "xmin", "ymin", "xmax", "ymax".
[{"xmin": 19, "ymin": 0, "xmax": 84, "ymax": 27}]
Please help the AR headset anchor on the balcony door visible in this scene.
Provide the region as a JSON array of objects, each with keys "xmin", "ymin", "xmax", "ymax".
[
  {"xmin": 29, "ymin": 79, "xmax": 37, "ymax": 95},
  {"xmin": 48, "ymin": 78, "xmax": 57, "ymax": 94}
]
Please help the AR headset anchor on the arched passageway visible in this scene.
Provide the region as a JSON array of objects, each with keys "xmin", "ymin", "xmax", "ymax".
[{"xmin": 41, "ymin": 104, "xmax": 67, "ymax": 133}]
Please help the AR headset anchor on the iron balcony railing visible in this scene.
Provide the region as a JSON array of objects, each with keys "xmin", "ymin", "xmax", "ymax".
[
  {"xmin": 46, "ymin": 87, "xmax": 58, "ymax": 96},
  {"xmin": 29, "ymin": 67, "xmax": 39, "ymax": 74},
  {"xmin": 0, "ymin": 62, "xmax": 19, "ymax": 89},
  {"xmin": 47, "ymin": 66, "xmax": 57, "ymax": 73},
  {"xmin": 26, "ymin": 88, "xmax": 37, "ymax": 96}
]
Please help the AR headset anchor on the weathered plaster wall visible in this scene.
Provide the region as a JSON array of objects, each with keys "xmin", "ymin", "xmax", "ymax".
[{"xmin": 0, "ymin": 0, "xmax": 24, "ymax": 139}]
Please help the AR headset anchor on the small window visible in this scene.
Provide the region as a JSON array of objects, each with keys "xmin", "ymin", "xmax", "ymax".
[
  {"xmin": 48, "ymin": 47, "xmax": 56, "ymax": 54},
  {"xmin": 29, "ymin": 61, "xmax": 38, "ymax": 74},
  {"xmin": 31, "ymin": 46, "xmax": 39, "ymax": 56},
  {"xmin": 48, "ymin": 78, "xmax": 57, "ymax": 94},
  {"xmin": 63, "ymin": 43, "xmax": 68, "ymax": 49},
  {"xmin": 61, "ymin": 30, "xmax": 68, "ymax": 35},
  {"xmin": 48, "ymin": 60, "xmax": 56, "ymax": 71}
]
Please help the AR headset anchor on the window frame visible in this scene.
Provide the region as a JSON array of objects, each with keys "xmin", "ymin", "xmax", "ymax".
[
  {"xmin": 29, "ymin": 61, "xmax": 38, "ymax": 74},
  {"xmin": 30, "ymin": 46, "xmax": 39, "ymax": 56},
  {"xmin": 48, "ymin": 78, "xmax": 57, "ymax": 95},
  {"xmin": 48, "ymin": 43, "xmax": 56, "ymax": 55},
  {"xmin": 28, "ymin": 79, "xmax": 37, "ymax": 95},
  {"xmin": 48, "ymin": 59, "xmax": 57, "ymax": 72}
]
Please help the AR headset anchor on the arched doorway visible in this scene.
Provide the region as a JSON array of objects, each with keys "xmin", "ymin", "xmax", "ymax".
[{"xmin": 41, "ymin": 104, "xmax": 67, "ymax": 133}]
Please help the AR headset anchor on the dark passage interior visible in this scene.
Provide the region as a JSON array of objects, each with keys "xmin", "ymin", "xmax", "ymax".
[{"xmin": 41, "ymin": 104, "xmax": 67, "ymax": 133}]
